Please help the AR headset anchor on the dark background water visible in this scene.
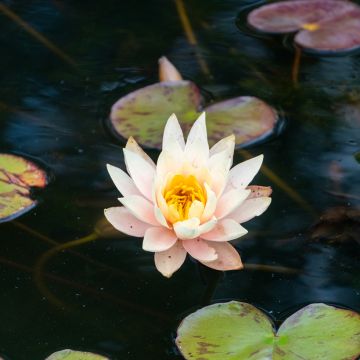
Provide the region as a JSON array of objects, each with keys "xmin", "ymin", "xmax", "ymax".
[{"xmin": 0, "ymin": 0, "xmax": 359, "ymax": 359}]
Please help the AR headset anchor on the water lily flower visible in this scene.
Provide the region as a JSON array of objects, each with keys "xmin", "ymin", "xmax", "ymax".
[{"xmin": 105, "ymin": 113, "xmax": 272, "ymax": 277}]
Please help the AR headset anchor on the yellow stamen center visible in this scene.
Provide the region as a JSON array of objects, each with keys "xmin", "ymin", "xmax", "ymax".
[
  {"xmin": 164, "ymin": 174, "xmax": 206, "ymax": 221},
  {"xmin": 301, "ymin": 23, "xmax": 320, "ymax": 31}
]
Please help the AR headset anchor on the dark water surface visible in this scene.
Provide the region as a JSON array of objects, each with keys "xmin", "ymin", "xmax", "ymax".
[{"xmin": 0, "ymin": 0, "xmax": 359, "ymax": 359}]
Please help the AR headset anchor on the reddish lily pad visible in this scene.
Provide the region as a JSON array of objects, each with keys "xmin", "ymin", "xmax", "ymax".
[
  {"xmin": 247, "ymin": 0, "xmax": 360, "ymax": 53},
  {"xmin": 110, "ymin": 81, "xmax": 278, "ymax": 149},
  {"xmin": 46, "ymin": 349, "xmax": 109, "ymax": 360},
  {"xmin": 176, "ymin": 301, "xmax": 360, "ymax": 360},
  {"xmin": 0, "ymin": 153, "xmax": 47, "ymax": 222}
]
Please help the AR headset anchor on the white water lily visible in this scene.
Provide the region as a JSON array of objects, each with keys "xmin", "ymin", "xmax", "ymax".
[{"xmin": 105, "ymin": 113, "xmax": 272, "ymax": 277}]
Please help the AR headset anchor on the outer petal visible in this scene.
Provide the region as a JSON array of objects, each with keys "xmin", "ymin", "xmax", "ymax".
[
  {"xmin": 104, "ymin": 207, "xmax": 151, "ymax": 237},
  {"xmin": 119, "ymin": 195, "xmax": 158, "ymax": 226},
  {"xmin": 226, "ymin": 154, "xmax": 264, "ymax": 190},
  {"xmin": 228, "ymin": 197, "xmax": 272, "ymax": 224},
  {"xmin": 162, "ymin": 113, "xmax": 185, "ymax": 150},
  {"xmin": 106, "ymin": 164, "xmax": 140, "ymax": 196},
  {"xmin": 123, "ymin": 148, "xmax": 155, "ymax": 201},
  {"xmin": 126, "ymin": 136, "xmax": 156, "ymax": 168},
  {"xmin": 215, "ymin": 189, "xmax": 251, "ymax": 219},
  {"xmin": 154, "ymin": 206, "xmax": 170, "ymax": 228},
  {"xmin": 182, "ymin": 238, "xmax": 218, "ymax": 262},
  {"xmin": 154, "ymin": 241, "xmax": 187, "ymax": 278},
  {"xmin": 184, "ymin": 112, "xmax": 209, "ymax": 168},
  {"xmin": 142, "ymin": 227, "xmax": 177, "ymax": 252},
  {"xmin": 200, "ymin": 242, "xmax": 243, "ymax": 271},
  {"xmin": 201, "ymin": 218, "xmax": 248, "ymax": 242}
]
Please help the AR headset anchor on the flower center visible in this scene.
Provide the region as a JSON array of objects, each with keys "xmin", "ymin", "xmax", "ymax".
[{"xmin": 164, "ymin": 174, "xmax": 206, "ymax": 221}]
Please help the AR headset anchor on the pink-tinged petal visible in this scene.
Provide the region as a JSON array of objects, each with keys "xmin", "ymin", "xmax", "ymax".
[
  {"xmin": 200, "ymin": 242, "xmax": 243, "ymax": 271},
  {"xmin": 229, "ymin": 197, "xmax": 272, "ymax": 224},
  {"xmin": 154, "ymin": 241, "xmax": 187, "ymax": 278},
  {"xmin": 227, "ymin": 154, "xmax": 264, "ymax": 190},
  {"xmin": 104, "ymin": 207, "xmax": 151, "ymax": 237},
  {"xmin": 119, "ymin": 195, "xmax": 158, "ymax": 226},
  {"xmin": 123, "ymin": 148, "xmax": 155, "ymax": 201},
  {"xmin": 106, "ymin": 164, "xmax": 140, "ymax": 197},
  {"xmin": 126, "ymin": 136, "xmax": 156, "ymax": 169},
  {"xmin": 201, "ymin": 218, "xmax": 248, "ymax": 242},
  {"xmin": 247, "ymin": 185, "xmax": 272, "ymax": 199},
  {"xmin": 215, "ymin": 189, "xmax": 251, "ymax": 219},
  {"xmin": 162, "ymin": 113, "xmax": 185, "ymax": 150},
  {"xmin": 201, "ymin": 183, "xmax": 217, "ymax": 222},
  {"xmin": 173, "ymin": 218, "xmax": 200, "ymax": 240},
  {"xmin": 188, "ymin": 200, "xmax": 205, "ymax": 219},
  {"xmin": 154, "ymin": 206, "xmax": 170, "ymax": 228},
  {"xmin": 182, "ymin": 238, "xmax": 217, "ymax": 262},
  {"xmin": 185, "ymin": 112, "xmax": 209, "ymax": 168},
  {"xmin": 142, "ymin": 227, "xmax": 177, "ymax": 252}
]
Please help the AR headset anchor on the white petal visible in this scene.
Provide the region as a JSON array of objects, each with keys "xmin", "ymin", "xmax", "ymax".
[
  {"xmin": 182, "ymin": 238, "xmax": 217, "ymax": 262},
  {"xmin": 119, "ymin": 195, "xmax": 158, "ymax": 226},
  {"xmin": 200, "ymin": 242, "xmax": 243, "ymax": 271},
  {"xmin": 188, "ymin": 200, "xmax": 205, "ymax": 219},
  {"xmin": 228, "ymin": 197, "xmax": 272, "ymax": 224},
  {"xmin": 104, "ymin": 207, "xmax": 151, "ymax": 237},
  {"xmin": 201, "ymin": 183, "xmax": 217, "ymax": 222},
  {"xmin": 173, "ymin": 218, "xmax": 200, "ymax": 240},
  {"xmin": 126, "ymin": 136, "xmax": 156, "ymax": 168},
  {"xmin": 156, "ymin": 150, "xmax": 183, "ymax": 179},
  {"xmin": 154, "ymin": 241, "xmax": 187, "ymax": 278},
  {"xmin": 226, "ymin": 154, "xmax": 263, "ymax": 190},
  {"xmin": 142, "ymin": 227, "xmax": 178, "ymax": 252},
  {"xmin": 162, "ymin": 113, "xmax": 185, "ymax": 150},
  {"xmin": 184, "ymin": 112, "xmax": 209, "ymax": 168},
  {"xmin": 106, "ymin": 164, "xmax": 140, "ymax": 197},
  {"xmin": 123, "ymin": 148, "xmax": 155, "ymax": 201},
  {"xmin": 215, "ymin": 189, "xmax": 251, "ymax": 219},
  {"xmin": 209, "ymin": 134, "xmax": 235, "ymax": 158},
  {"xmin": 201, "ymin": 219, "xmax": 248, "ymax": 242}
]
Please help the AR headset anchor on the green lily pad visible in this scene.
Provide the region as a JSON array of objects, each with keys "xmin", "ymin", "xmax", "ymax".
[
  {"xmin": 109, "ymin": 81, "xmax": 278, "ymax": 149},
  {"xmin": 0, "ymin": 153, "xmax": 47, "ymax": 223},
  {"xmin": 46, "ymin": 349, "xmax": 109, "ymax": 360},
  {"xmin": 176, "ymin": 301, "xmax": 360, "ymax": 360},
  {"xmin": 247, "ymin": 0, "xmax": 360, "ymax": 54}
]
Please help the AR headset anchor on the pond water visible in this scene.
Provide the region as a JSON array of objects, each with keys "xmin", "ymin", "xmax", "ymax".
[{"xmin": 0, "ymin": 0, "xmax": 359, "ymax": 359}]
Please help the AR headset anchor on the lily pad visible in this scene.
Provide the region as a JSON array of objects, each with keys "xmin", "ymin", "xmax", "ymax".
[
  {"xmin": 110, "ymin": 81, "xmax": 278, "ymax": 149},
  {"xmin": 176, "ymin": 301, "xmax": 360, "ymax": 360},
  {"xmin": 247, "ymin": 0, "xmax": 360, "ymax": 53},
  {"xmin": 46, "ymin": 349, "xmax": 109, "ymax": 360},
  {"xmin": 0, "ymin": 153, "xmax": 47, "ymax": 222}
]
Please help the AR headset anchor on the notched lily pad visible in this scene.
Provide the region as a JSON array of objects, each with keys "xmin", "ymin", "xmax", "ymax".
[
  {"xmin": 247, "ymin": 0, "xmax": 360, "ymax": 53},
  {"xmin": 109, "ymin": 58, "xmax": 279, "ymax": 149},
  {"xmin": 46, "ymin": 349, "xmax": 109, "ymax": 360},
  {"xmin": 0, "ymin": 153, "xmax": 47, "ymax": 222},
  {"xmin": 176, "ymin": 301, "xmax": 360, "ymax": 360}
]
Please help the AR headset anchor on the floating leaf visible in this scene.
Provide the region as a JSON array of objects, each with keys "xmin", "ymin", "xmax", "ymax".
[
  {"xmin": 176, "ymin": 301, "xmax": 360, "ymax": 360},
  {"xmin": 110, "ymin": 80, "xmax": 278, "ymax": 149},
  {"xmin": 247, "ymin": 0, "xmax": 360, "ymax": 53},
  {"xmin": 0, "ymin": 153, "xmax": 47, "ymax": 222},
  {"xmin": 46, "ymin": 349, "xmax": 109, "ymax": 360}
]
